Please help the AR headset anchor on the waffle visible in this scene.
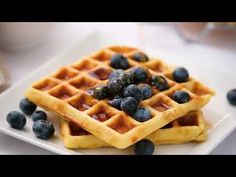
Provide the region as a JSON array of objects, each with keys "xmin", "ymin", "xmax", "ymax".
[
  {"xmin": 25, "ymin": 46, "xmax": 215, "ymax": 149},
  {"xmin": 60, "ymin": 111, "xmax": 207, "ymax": 149}
]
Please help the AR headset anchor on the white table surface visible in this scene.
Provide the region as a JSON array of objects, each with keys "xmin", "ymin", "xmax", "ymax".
[{"xmin": 0, "ymin": 22, "xmax": 236, "ymax": 154}]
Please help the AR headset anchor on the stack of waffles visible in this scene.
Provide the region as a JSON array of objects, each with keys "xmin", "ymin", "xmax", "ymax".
[{"xmin": 25, "ymin": 46, "xmax": 215, "ymax": 151}]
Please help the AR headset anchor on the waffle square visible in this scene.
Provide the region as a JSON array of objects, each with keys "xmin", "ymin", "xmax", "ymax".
[{"xmin": 25, "ymin": 46, "xmax": 214, "ymax": 149}]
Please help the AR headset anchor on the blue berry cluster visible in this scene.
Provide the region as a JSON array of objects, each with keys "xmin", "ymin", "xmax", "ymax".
[
  {"xmin": 92, "ymin": 52, "xmax": 157, "ymax": 122},
  {"xmin": 6, "ymin": 98, "xmax": 54, "ymax": 140},
  {"xmin": 91, "ymin": 52, "xmax": 181, "ymax": 123},
  {"xmin": 106, "ymin": 68, "xmax": 153, "ymax": 122}
]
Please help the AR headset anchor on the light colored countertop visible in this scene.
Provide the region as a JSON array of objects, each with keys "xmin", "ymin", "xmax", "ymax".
[{"xmin": 0, "ymin": 22, "xmax": 236, "ymax": 154}]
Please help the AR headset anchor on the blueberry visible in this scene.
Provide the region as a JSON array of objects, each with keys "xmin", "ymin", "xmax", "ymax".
[
  {"xmin": 32, "ymin": 120, "xmax": 55, "ymax": 140},
  {"xmin": 134, "ymin": 139, "xmax": 155, "ymax": 155},
  {"xmin": 121, "ymin": 73, "xmax": 133, "ymax": 86},
  {"xmin": 132, "ymin": 52, "xmax": 149, "ymax": 62},
  {"xmin": 19, "ymin": 98, "xmax": 37, "ymax": 115},
  {"xmin": 123, "ymin": 84, "xmax": 143, "ymax": 103},
  {"xmin": 133, "ymin": 107, "xmax": 151, "ymax": 122},
  {"xmin": 172, "ymin": 67, "xmax": 189, "ymax": 83},
  {"xmin": 92, "ymin": 85, "xmax": 110, "ymax": 100},
  {"xmin": 138, "ymin": 84, "xmax": 152, "ymax": 100},
  {"xmin": 108, "ymin": 97, "xmax": 123, "ymax": 110},
  {"xmin": 110, "ymin": 54, "xmax": 129, "ymax": 69},
  {"xmin": 6, "ymin": 111, "xmax": 26, "ymax": 129},
  {"xmin": 121, "ymin": 97, "xmax": 138, "ymax": 115},
  {"xmin": 130, "ymin": 67, "xmax": 150, "ymax": 84},
  {"xmin": 109, "ymin": 70, "xmax": 133, "ymax": 86},
  {"xmin": 227, "ymin": 89, "xmax": 236, "ymax": 105},
  {"xmin": 151, "ymin": 75, "xmax": 169, "ymax": 91},
  {"xmin": 32, "ymin": 110, "xmax": 47, "ymax": 122},
  {"xmin": 172, "ymin": 91, "xmax": 191, "ymax": 104},
  {"xmin": 108, "ymin": 69, "xmax": 125, "ymax": 81},
  {"xmin": 108, "ymin": 77, "xmax": 125, "ymax": 95}
]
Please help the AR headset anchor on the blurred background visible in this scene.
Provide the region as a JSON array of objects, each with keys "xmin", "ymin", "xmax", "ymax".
[
  {"xmin": 1, "ymin": 22, "xmax": 236, "ymax": 89},
  {"xmin": 0, "ymin": 22, "xmax": 236, "ymax": 154}
]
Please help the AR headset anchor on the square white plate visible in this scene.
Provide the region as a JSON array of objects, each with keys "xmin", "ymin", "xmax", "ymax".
[{"xmin": 0, "ymin": 32, "xmax": 236, "ymax": 155}]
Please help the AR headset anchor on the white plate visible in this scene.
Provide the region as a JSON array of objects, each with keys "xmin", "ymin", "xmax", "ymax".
[{"xmin": 0, "ymin": 32, "xmax": 236, "ymax": 155}]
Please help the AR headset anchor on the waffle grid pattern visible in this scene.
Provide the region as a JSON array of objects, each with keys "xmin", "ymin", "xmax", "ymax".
[
  {"xmin": 26, "ymin": 46, "xmax": 214, "ymax": 149},
  {"xmin": 60, "ymin": 111, "xmax": 207, "ymax": 149}
]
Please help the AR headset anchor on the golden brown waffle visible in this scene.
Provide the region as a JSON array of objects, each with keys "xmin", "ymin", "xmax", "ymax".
[
  {"xmin": 25, "ymin": 46, "xmax": 215, "ymax": 149},
  {"xmin": 60, "ymin": 111, "xmax": 207, "ymax": 149}
]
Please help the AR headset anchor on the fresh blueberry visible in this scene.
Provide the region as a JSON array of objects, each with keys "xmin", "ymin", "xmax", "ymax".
[
  {"xmin": 138, "ymin": 84, "xmax": 152, "ymax": 100},
  {"xmin": 123, "ymin": 84, "xmax": 143, "ymax": 103},
  {"xmin": 108, "ymin": 69, "xmax": 125, "ymax": 81},
  {"xmin": 172, "ymin": 67, "xmax": 189, "ymax": 83},
  {"xmin": 132, "ymin": 52, "xmax": 149, "ymax": 62},
  {"xmin": 172, "ymin": 91, "xmax": 191, "ymax": 104},
  {"xmin": 19, "ymin": 98, "xmax": 37, "ymax": 115},
  {"xmin": 121, "ymin": 73, "xmax": 133, "ymax": 86},
  {"xmin": 92, "ymin": 85, "xmax": 110, "ymax": 100},
  {"xmin": 227, "ymin": 89, "xmax": 236, "ymax": 105},
  {"xmin": 130, "ymin": 67, "xmax": 150, "ymax": 84},
  {"xmin": 134, "ymin": 139, "xmax": 155, "ymax": 155},
  {"xmin": 151, "ymin": 75, "xmax": 169, "ymax": 91},
  {"xmin": 110, "ymin": 54, "xmax": 129, "ymax": 69},
  {"xmin": 109, "ymin": 70, "xmax": 133, "ymax": 86},
  {"xmin": 133, "ymin": 107, "xmax": 151, "ymax": 122},
  {"xmin": 108, "ymin": 77, "xmax": 125, "ymax": 95},
  {"xmin": 108, "ymin": 97, "xmax": 123, "ymax": 110},
  {"xmin": 121, "ymin": 97, "xmax": 138, "ymax": 115},
  {"xmin": 32, "ymin": 120, "xmax": 55, "ymax": 140},
  {"xmin": 6, "ymin": 111, "xmax": 26, "ymax": 130},
  {"xmin": 32, "ymin": 110, "xmax": 47, "ymax": 122}
]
